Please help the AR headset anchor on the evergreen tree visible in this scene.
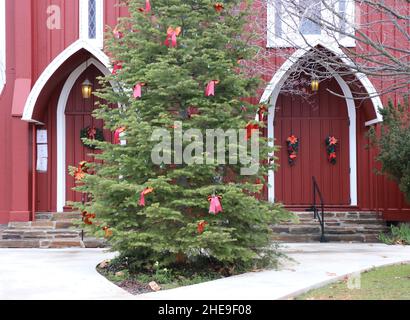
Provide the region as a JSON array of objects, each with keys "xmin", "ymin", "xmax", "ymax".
[
  {"xmin": 72, "ymin": 0, "xmax": 290, "ymax": 273},
  {"xmin": 370, "ymin": 100, "xmax": 410, "ymax": 202}
]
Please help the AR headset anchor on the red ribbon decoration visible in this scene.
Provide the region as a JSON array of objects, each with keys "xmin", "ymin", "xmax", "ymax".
[
  {"xmin": 197, "ymin": 220, "xmax": 208, "ymax": 234},
  {"xmin": 133, "ymin": 83, "xmax": 145, "ymax": 99},
  {"xmin": 82, "ymin": 212, "xmax": 96, "ymax": 225},
  {"xmin": 245, "ymin": 122, "xmax": 259, "ymax": 140},
  {"xmin": 112, "ymin": 61, "xmax": 123, "ymax": 75},
  {"xmin": 164, "ymin": 27, "xmax": 181, "ymax": 48},
  {"xmin": 214, "ymin": 3, "xmax": 224, "ymax": 12},
  {"xmin": 205, "ymin": 80, "xmax": 219, "ymax": 97},
  {"xmin": 113, "ymin": 26, "xmax": 124, "ymax": 39},
  {"xmin": 114, "ymin": 127, "xmax": 126, "ymax": 145},
  {"xmin": 139, "ymin": 187, "xmax": 154, "ymax": 207},
  {"xmin": 87, "ymin": 127, "xmax": 97, "ymax": 140},
  {"xmin": 74, "ymin": 161, "xmax": 88, "ymax": 182},
  {"xmin": 258, "ymin": 105, "xmax": 268, "ymax": 122},
  {"xmin": 102, "ymin": 226, "xmax": 113, "ymax": 238},
  {"xmin": 139, "ymin": 0, "xmax": 151, "ymax": 12},
  {"xmin": 208, "ymin": 195, "xmax": 223, "ymax": 215}
]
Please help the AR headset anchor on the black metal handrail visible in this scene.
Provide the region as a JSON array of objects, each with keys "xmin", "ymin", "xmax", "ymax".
[{"xmin": 306, "ymin": 176, "xmax": 326, "ymax": 243}]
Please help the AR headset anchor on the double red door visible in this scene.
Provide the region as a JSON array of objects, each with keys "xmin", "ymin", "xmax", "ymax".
[{"xmin": 274, "ymin": 78, "xmax": 351, "ymax": 206}]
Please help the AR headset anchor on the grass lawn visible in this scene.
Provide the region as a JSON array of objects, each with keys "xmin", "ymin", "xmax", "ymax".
[{"xmin": 297, "ymin": 263, "xmax": 410, "ymax": 300}]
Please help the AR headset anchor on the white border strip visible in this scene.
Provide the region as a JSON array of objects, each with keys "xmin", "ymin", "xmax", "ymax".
[{"xmin": 0, "ymin": 0, "xmax": 6, "ymax": 95}]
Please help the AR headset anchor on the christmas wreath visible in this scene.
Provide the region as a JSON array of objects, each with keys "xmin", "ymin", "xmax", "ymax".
[
  {"xmin": 325, "ymin": 136, "xmax": 338, "ymax": 165},
  {"xmin": 80, "ymin": 126, "xmax": 105, "ymax": 149},
  {"xmin": 286, "ymin": 135, "xmax": 299, "ymax": 165}
]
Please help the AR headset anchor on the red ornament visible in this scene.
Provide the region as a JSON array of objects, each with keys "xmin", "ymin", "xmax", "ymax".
[
  {"xmin": 164, "ymin": 27, "xmax": 182, "ymax": 48},
  {"xmin": 208, "ymin": 195, "xmax": 223, "ymax": 215},
  {"xmin": 205, "ymin": 80, "xmax": 219, "ymax": 97},
  {"xmin": 139, "ymin": 187, "xmax": 154, "ymax": 207},
  {"xmin": 197, "ymin": 220, "xmax": 208, "ymax": 234}
]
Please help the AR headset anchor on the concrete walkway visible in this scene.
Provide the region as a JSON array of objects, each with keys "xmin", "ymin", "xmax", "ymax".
[{"xmin": 1, "ymin": 243, "xmax": 410, "ymax": 300}]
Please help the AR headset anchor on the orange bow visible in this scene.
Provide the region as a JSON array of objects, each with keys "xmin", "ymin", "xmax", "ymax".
[
  {"xmin": 102, "ymin": 226, "xmax": 113, "ymax": 238},
  {"xmin": 165, "ymin": 27, "xmax": 182, "ymax": 48},
  {"xmin": 197, "ymin": 220, "xmax": 208, "ymax": 234},
  {"xmin": 74, "ymin": 161, "xmax": 88, "ymax": 182},
  {"xmin": 83, "ymin": 212, "xmax": 96, "ymax": 225}
]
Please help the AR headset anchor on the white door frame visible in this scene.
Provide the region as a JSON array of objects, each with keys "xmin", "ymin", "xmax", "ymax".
[{"xmin": 56, "ymin": 57, "xmax": 111, "ymax": 212}]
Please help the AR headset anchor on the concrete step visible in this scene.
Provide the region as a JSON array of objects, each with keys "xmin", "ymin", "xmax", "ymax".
[{"xmin": 2, "ymin": 229, "xmax": 81, "ymax": 240}]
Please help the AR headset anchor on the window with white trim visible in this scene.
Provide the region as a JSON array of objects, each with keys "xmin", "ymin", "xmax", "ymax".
[
  {"xmin": 0, "ymin": 0, "xmax": 6, "ymax": 94},
  {"xmin": 79, "ymin": 0, "xmax": 103, "ymax": 48},
  {"xmin": 267, "ymin": 0, "xmax": 356, "ymax": 48}
]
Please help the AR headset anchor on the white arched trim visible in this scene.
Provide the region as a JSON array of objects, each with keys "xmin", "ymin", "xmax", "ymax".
[
  {"xmin": 56, "ymin": 57, "xmax": 111, "ymax": 212},
  {"xmin": 22, "ymin": 39, "xmax": 110, "ymax": 122},
  {"xmin": 262, "ymin": 41, "xmax": 361, "ymax": 206},
  {"xmin": 260, "ymin": 40, "xmax": 383, "ymax": 126}
]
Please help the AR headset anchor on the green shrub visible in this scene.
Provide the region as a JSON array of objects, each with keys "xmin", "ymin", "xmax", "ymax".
[{"xmin": 379, "ymin": 223, "xmax": 410, "ymax": 245}]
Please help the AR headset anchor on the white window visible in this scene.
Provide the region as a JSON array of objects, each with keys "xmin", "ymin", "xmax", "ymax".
[
  {"xmin": 0, "ymin": 0, "xmax": 6, "ymax": 94},
  {"xmin": 79, "ymin": 0, "xmax": 104, "ymax": 48},
  {"xmin": 267, "ymin": 0, "xmax": 356, "ymax": 48}
]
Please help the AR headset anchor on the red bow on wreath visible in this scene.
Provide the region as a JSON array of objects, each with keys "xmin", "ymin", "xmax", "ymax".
[
  {"xmin": 87, "ymin": 127, "xmax": 97, "ymax": 140},
  {"xmin": 286, "ymin": 135, "xmax": 299, "ymax": 166},
  {"xmin": 325, "ymin": 136, "xmax": 338, "ymax": 165}
]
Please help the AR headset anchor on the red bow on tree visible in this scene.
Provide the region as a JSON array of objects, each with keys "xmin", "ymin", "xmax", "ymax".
[
  {"xmin": 133, "ymin": 83, "xmax": 145, "ymax": 99},
  {"xmin": 205, "ymin": 80, "xmax": 219, "ymax": 97},
  {"xmin": 74, "ymin": 161, "xmax": 88, "ymax": 182},
  {"xmin": 214, "ymin": 3, "xmax": 224, "ymax": 12},
  {"xmin": 139, "ymin": 0, "xmax": 151, "ymax": 12},
  {"xmin": 82, "ymin": 212, "xmax": 96, "ymax": 225},
  {"xmin": 113, "ymin": 26, "xmax": 124, "ymax": 39},
  {"xmin": 102, "ymin": 226, "xmax": 113, "ymax": 238},
  {"xmin": 164, "ymin": 27, "xmax": 182, "ymax": 48},
  {"xmin": 208, "ymin": 195, "xmax": 223, "ymax": 215},
  {"xmin": 246, "ymin": 122, "xmax": 259, "ymax": 140},
  {"xmin": 197, "ymin": 220, "xmax": 208, "ymax": 234},
  {"xmin": 114, "ymin": 127, "xmax": 126, "ymax": 145},
  {"xmin": 112, "ymin": 61, "xmax": 123, "ymax": 75},
  {"xmin": 258, "ymin": 105, "xmax": 268, "ymax": 122},
  {"xmin": 139, "ymin": 187, "xmax": 154, "ymax": 207}
]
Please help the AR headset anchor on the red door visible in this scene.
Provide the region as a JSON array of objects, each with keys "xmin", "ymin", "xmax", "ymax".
[
  {"xmin": 65, "ymin": 65, "xmax": 111, "ymax": 207},
  {"xmin": 274, "ymin": 78, "xmax": 351, "ymax": 206}
]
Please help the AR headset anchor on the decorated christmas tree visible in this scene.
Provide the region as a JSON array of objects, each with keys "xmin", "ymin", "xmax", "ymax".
[{"xmin": 72, "ymin": 0, "xmax": 290, "ymax": 273}]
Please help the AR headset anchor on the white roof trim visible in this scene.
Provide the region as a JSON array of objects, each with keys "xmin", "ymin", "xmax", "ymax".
[
  {"xmin": 260, "ymin": 40, "xmax": 383, "ymax": 126},
  {"xmin": 22, "ymin": 39, "xmax": 110, "ymax": 122}
]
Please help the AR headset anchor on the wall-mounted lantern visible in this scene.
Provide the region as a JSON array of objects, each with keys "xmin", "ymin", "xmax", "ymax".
[{"xmin": 81, "ymin": 79, "xmax": 93, "ymax": 99}]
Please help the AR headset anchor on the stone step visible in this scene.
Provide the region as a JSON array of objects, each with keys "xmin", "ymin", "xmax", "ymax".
[
  {"xmin": 2, "ymin": 229, "xmax": 81, "ymax": 240},
  {"xmin": 0, "ymin": 238, "xmax": 85, "ymax": 249}
]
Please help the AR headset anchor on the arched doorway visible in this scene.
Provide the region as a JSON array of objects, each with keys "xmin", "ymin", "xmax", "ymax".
[
  {"xmin": 64, "ymin": 65, "xmax": 110, "ymax": 208},
  {"xmin": 274, "ymin": 77, "xmax": 351, "ymax": 206}
]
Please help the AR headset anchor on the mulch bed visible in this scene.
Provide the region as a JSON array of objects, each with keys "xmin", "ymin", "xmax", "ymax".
[{"xmin": 117, "ymin": 279, "xmax": 154, "ymax": 295}]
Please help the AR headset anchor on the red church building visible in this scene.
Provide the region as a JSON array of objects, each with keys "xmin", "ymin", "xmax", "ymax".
[{"xmin": 0, "ymin": 0, "xmax": 409, "ymax": 228}]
